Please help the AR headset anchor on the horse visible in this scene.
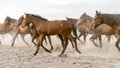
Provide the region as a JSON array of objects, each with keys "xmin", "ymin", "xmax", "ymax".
[
  {"xmin": 76, "ymin": 12, "xmax": 93, "ymax": 42},
  {"xmin": 90, "ymin": 23, "xmax": 117, "ymax": 48},
  {"xmin": 16, "ymin": 16, "xmax": 64, "ymax": 51},
  {"xmin": 91, "ymin": 10, "xmax": 120, "ymax": 51},
  {"xmin": 0, "ymin": 22, "xmax": 10, "ymax": 44},
  {"xmin": 3, "ymin": 16, "xmax": 33, "ymax": 47},
  {"xmin": 21, "ymin": 13, "xmax": 81, "ymax": 56}
]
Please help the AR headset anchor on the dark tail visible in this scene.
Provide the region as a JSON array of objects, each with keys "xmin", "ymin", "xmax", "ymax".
[{"xmin": 71, "ymin": 22, "xmax": 78, "ymax": 39}]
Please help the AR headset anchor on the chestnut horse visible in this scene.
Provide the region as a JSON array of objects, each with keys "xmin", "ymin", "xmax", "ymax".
[
  {"xmin": 16, "ymin": 16, "xmax": 64, "ymax": 51},
  {"xmin": 22, "ymin": 13, "xmax": 81, "ymax": 56},
  {"xmin": 92, "ymin": 11, "xmax": 120, "ymax": 51}
]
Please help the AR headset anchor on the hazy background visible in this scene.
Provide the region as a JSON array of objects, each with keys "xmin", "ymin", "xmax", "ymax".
[{"xmin": 0, "ymin": 0, "xmax": 120, "ymax": 22}]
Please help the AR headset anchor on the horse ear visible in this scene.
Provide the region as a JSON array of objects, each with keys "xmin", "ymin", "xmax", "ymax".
[
  {"xmin": 96, "ymin": 10, "xmax": 99, "ymax": 14},
  {"xmin": 21, "ymin": 15, "xmax": 24, "ymax": 18},
  {"xmin": 24, "ymin": 13, "xmax": 27, "ymax": 18},
  {"xmin": 83, "ymin": 12, "xmax": 86, "ymax": 15},
  {"xmin": 66, "ymin": 17, "xmax": 68, "ymax": 19}
]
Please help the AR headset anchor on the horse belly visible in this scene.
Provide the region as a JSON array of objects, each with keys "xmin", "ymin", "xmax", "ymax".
[{"xmin": 47, "ymin": 27, "xmax": 60, "ymax": 35}]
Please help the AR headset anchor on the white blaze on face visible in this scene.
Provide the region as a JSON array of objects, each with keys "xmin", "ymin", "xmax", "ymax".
[
  {"xmin": 29, "ymin": 23, "xmax": 33, "ymax": 28},
  {"xmin": 23, "ymin": 13, "xmax": 26, "ymax": 19}
]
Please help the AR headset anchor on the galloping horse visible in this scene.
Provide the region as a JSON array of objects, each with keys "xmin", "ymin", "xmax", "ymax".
[
  {"xmin": 3, "ymin": 16, "xmax": 32, "ymax": 46},
  {"xmin": 76, "ymin": 13, "xmax": 93, "ymax": 42},
  {"xmin": 90, "ymin": 23, "xmax": 117, "ymax": 48},
  {"xmin": 0, "ymin": 22, "xmax": 10, "ymax": 44},
  {"xmin": 91, "ymin": 11, "xmax": 120, "ymax": 51},
  {"xmin": 17, "ymin": 16, "xmax": 64, "ymax": 51},
  {"xmin": 22, "ymin": 13, "xmax": 81, "ymax": 56}
]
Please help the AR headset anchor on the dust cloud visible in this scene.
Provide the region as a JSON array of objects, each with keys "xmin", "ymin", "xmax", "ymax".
[{"xmin": 0, "ymin": 34, "xmax": 120, "ymax": 68}]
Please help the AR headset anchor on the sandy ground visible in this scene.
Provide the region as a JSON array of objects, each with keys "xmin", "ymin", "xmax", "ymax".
[{"xmin": 0, "ymin": 35, "xmax": 120, "ymax": 68}]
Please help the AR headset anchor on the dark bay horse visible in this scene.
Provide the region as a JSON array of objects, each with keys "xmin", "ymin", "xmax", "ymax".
[
  {"xmin": 91, "ymin": 11, "xmax": 120, "ymax": 51},
  {"xmin": 22, "ymin": 13, "xmax": 81, "ymax": 56}
]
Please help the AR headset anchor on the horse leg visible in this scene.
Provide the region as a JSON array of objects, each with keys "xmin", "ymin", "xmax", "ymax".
[
  {"xmin": 47, "ymin": 35, "xmax": 53, "ymax": 51},
  {"xmin": 68, "ymin": 34, "xmax": 81, "ymax": 53},
  {"xmin": 20, "ymin": 34, "xmax": 29, "ymax": 46},
  {"xmin": 59, "ymin": 36, "xmax": 68, "ymax": 56},
  {"xmin": 99, "ymin": 35, "xmax": 102, "ymax": 48},
  {"xmin": 34, "ymin": 42, "xmax": 40, "ymax": 55},
  {"xmin": 34, "ymin": 35, "xmax": 51, "ymax": 55},
  {"xmin": 90, "ymin": 35, "xmax": 100, "ymax": 48},
  {"xmin": 78, "ymin": 33, "xmax": 83, "ymax": 40},
  {"xmin": 83, "ymin": 33, "xmax": 87, "ymax": 42},
  {"xmin": 32, "ymin": 34, "xmax": 38, "ymax": 46},
  {"xmin": 77, "ymin": 33, "xmax": 85, "ymax": 44},
  {"xmin": 11, "ymin": 32, "xmax": 19, "ymax": 47},
  {"xmin": 107, "ymin": 35, "xmax": 111, "ymax": 42},
  {"xmin": 115, "ymin": 37, "xmax": 120, "ymax": 52},
  {"xmin": 44, "ymin": 36, "xmax": 48, "ymax": 45},
  {"xmin": 58, "ymin": 34, "xmax": 64, "ymax": 48},
  {"xmin": 40, "ymin": 35, "xmax": 51, "ymax": 53}
]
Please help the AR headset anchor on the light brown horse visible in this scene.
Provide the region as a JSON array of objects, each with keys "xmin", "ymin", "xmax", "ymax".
[
  {"xmin": 22, "ymin": 13, "xmax": 81, "ymax": 56},
  {"xmin": 3, "ymin": 16, "xmax": 32, "ymax": 46},
  {"xmin": 90, "ymin": 23, "xmax": 117, "ymax": 48},
  {"xmin": 0, "ymin": 22, "xmax": 10, "ymax": 44},
  {"xmin": 76, "ymin": 13, "xmax": 93, "ymax": 42},
  {"xmin": 91, "ymin": 10, "xmax": 120, "ymax": 51}
]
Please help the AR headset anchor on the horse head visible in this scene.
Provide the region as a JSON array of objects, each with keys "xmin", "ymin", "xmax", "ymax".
[{"xmin": 92, "ymin": 10, "xmax": 104, "ymax": 29}]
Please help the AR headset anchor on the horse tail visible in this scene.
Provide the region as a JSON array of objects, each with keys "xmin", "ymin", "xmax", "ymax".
[{"xmin": 71, "ymin": 22, "xmax": 78, "ymax": 39}]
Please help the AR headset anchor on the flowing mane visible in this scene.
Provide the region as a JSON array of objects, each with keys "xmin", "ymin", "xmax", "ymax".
[
  {"xmin": 30, "ymin": 14, "xmax": 48, "ymax": 21},
  {"xmin": 100, "ymin": 14, "xmax": 120, "ymax": 25}
]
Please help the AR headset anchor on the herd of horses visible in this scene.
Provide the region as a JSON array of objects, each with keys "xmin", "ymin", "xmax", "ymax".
[{"xmin": 0, "ymin": 10, "xmax": 120, "ymax": 56}]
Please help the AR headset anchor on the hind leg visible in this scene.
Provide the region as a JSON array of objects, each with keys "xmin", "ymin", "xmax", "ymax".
[
  {"xmin": 90, "ymin": 34, "xmax": 100, "ymax": 48},
  {"xmin": 68, "ymin": 34, "xmax": 81, "ymax": 54},
  {"xmin": 115, "ymin": 38, "xmax": 120, "ymax": 52},
  {"xmin": 58, "ymin": 34, "xmax": 64, "ymax": 48},
  {"xmin": 47, "ymin": 35, "xmax": 53, "ymax": 51},
  {"xmin": 83, "ymin": 33, "xmax": 87, "ymax": 42},
  {"xmin": 20, "ymin": 34, "xmax": 29, "ymax": 46},
  {"xmin": 98, "ymin": 35, "xmax": 102, "ymax": 48},
  {"xmin": 34, "ymin": 34, "xmax": 50, "ymax": 55},
  {"xmin": 11, "ymin": 32, "xmax": 19, "ymax": 47},
  {"xmin": 59, "ymin": 35, "xmax": 68, "ymax": 56}
]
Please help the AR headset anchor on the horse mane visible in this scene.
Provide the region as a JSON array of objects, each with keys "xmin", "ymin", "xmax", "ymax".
[
  {"xmin": 30, "ymin": 14, "xmax": 48, "ymax": 21},
  {"xmin": 7, "ymin": 16, "xmax": 17, "ymax": 21},
  {"xmin": 100, "ymin": 14, "xmax": 120, "ymax": 25},
  {"xmin": 85, "ymin": 15, "xmax": 93, "ymax": 21},
  {"xmin": 81, "ymin": 14, "xmax": 93, "ymax": 21},
  {"xmin": 5, "ymin": 16, "xmax": 17, "ymax": 24}
]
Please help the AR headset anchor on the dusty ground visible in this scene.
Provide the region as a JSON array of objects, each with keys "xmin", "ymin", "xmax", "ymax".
[{"xmin": 0, "ymin": 35, "xmax": 120, "ymax": 68}]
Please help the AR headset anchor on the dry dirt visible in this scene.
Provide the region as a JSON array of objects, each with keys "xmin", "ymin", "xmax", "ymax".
[{"xmin": 0, "ymin": 35, "xmax": 120, "ymax": 68}]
